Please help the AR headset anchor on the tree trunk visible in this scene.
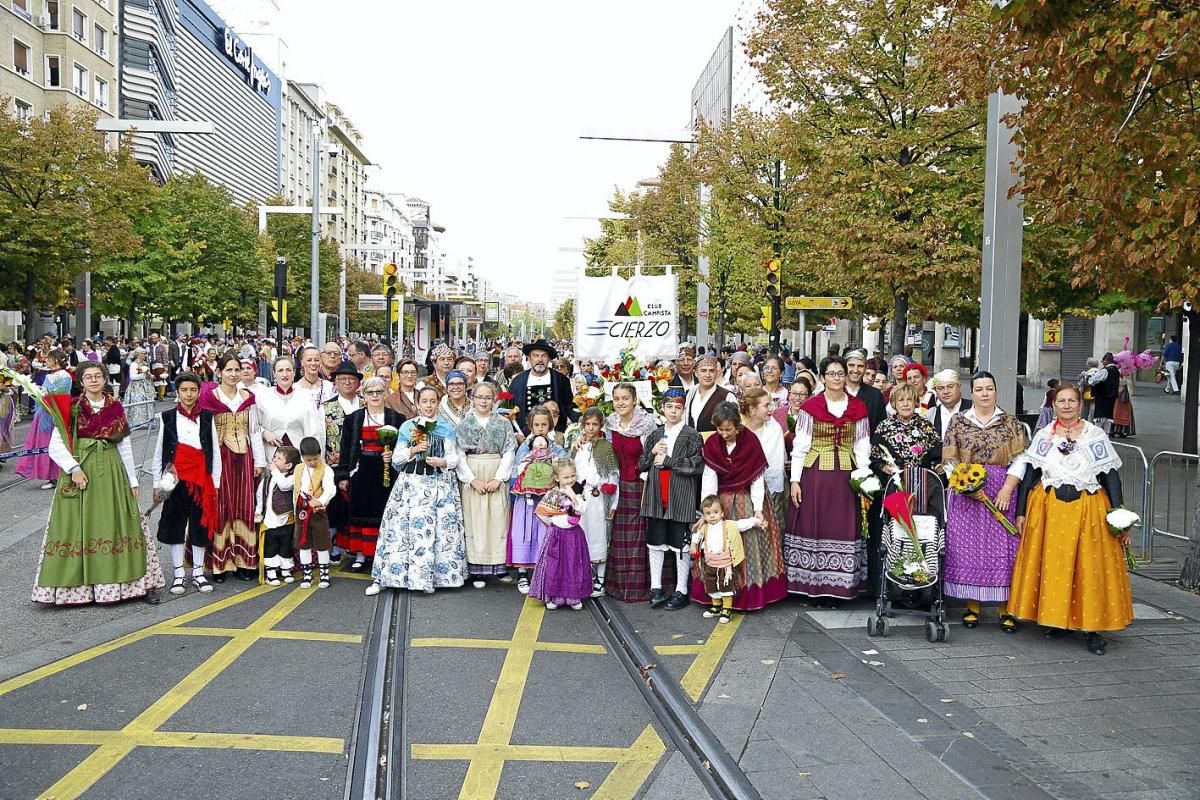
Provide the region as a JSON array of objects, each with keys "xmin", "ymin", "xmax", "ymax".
[
  {"xmin": 1182, "ymin": 535, "xmax": 1200, "ymax": 590},
  {"xmin": 890, "ymin": 292, "xmax": 909, "ymax": 357},
  {"xmin": 23, "ymin": 269, "xmax": 37, "ymax": 343},
  {"xmin": 1182, "ymin": 308, "xmax": 1200, "ymax": 455}
]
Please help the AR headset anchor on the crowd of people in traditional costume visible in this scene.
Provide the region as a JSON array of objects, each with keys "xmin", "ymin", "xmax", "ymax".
[{"xmin": 1, "ymin": 329, "xmax": 1141, "ymax": 654}]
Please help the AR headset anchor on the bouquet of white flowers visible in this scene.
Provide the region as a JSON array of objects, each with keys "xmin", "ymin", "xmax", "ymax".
[
  {"xmin": 1106, "ymin": 506, "xmax": 1141, "ymax": 571},
  {"xmin": 849, "ymin": 466, "xmax": 882, "ymax": 540}
]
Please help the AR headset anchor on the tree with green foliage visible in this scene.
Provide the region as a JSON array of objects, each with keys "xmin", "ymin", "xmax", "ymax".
[
  {"xmin": 91, "ymin": 172, "xmax": 266, "ymax": 331},
  {"xmin": 552, "ymin": 298, "xmax": 575, "ymax": 341},
  {"xmin": 0, "ymin": 101, "xmax": 153, "ymax": 335}
]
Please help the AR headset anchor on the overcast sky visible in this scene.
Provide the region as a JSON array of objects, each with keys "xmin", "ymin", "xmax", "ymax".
[{"xmin": 277, "ymin": 0, "xmax": 735, "ymax": 301}]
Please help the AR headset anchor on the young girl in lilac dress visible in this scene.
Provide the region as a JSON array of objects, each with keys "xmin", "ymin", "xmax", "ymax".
[
  {"xmin": 529, "ymin": 458, "xmax": 594, "ymax": 610},
  {"xmin": 507, "ymin": 407, "xmax": 566, "ymax": 593}
]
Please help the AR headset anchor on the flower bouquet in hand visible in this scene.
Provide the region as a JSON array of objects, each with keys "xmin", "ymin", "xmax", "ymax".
[
  {"xmin": 407, "ymin": 420, "xmax": 438, "ymax": 462},
  {"xmin": 949, "ymin": 463, "xmax": 1019, "ymax": 536},
  {"xmin": 849, "ymin": 466, "xmax": 882, "ymax": 539},
  {"xmin": 1106, "ymin": 506, "xmax": 1141, "ymax": 571},
  {"xmin": 376, "ymin": 425, "xmax": 400, "ymax": 487},
  {"xmin": 496, "ymin": 391, "xmax": 518, "ymax": 420},
  {"xmin": 1, "ymin": 366, "xmax": 73, "ymax": 493}
]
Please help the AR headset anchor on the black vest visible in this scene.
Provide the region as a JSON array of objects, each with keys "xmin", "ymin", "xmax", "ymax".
[{"xmin": 161, "ymin": 408, "xmax": 215, "ymax": 474}]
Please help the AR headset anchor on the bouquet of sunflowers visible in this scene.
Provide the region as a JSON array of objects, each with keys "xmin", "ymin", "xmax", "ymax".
[{"xmin": 948, "ymin": 463, "xmax": 1019, "ymax": 536}]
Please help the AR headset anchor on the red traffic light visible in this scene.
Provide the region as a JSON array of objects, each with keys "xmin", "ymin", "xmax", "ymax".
[{"xmin": 383, "ymin": 262, "xmax": 398, "ymax": 276}]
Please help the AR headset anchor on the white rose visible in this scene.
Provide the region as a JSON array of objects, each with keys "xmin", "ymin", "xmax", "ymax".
[
  {"xmin": 1107, "ymin": 508, "xmax": 1140, "ymax": 531},
  {"xmin": 586, "ymin": 386, "xmax": 601, "ymax": 400},
  {"xmin": 903, "ymin": 562, "xmax": 921, "ymax": 575},
  {"xmin": 850, "ymin": 466, "xmax": 874, "ymax": 482},
  {"xmin": 157, "ymin": 472, "xmax": 178, "ymax": 493},
  {"xmin": 860, "ymin": 476, "xmax": 882, "ymax": 495}
]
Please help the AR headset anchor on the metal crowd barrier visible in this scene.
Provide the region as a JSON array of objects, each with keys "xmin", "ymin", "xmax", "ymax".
[
  {"xmin": 1111, "ymin": 442, "xmax": 1151, "ymax": 558},
  {"xmin": 1147, "ymin": 450, "xmax": 1200, "ymax": 561}
]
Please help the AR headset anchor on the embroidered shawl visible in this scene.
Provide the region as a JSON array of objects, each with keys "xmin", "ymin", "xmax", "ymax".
[
  {"xmin": 455, "ymin": 411, "xmax": 516, "ymax": 455},
  {"xmin": 702, "ymin": 425, "xmax": 767, "ymax": 493},
  {"xmin": 74, "ymin": 395, "xmax": 130, "ymax": 442},
  {"xmin": 603, "ymin": 407, "xmax": 658, "ymax": 439},
  {"xmin": 1025, "ymin": 421, "xmax": 1121, "ymax": 493}
]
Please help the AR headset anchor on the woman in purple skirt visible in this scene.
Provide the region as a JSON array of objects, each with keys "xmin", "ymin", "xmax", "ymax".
[
  {"xmin": 941, "ymin": 371, "xmax": 1029, "ymax": 632},
  {"xmin": 529, "ymin": 459, "xmax": 594, "ymax": 610},
  {"xmin": 787, "ymin": 356, "xmax": 872, "ymax": 607}
]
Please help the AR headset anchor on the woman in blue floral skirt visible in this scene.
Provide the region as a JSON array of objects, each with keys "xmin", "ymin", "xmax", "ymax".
[{"xmin": 367, "ymin": 386, "xmax": 466, "ymax": 595}]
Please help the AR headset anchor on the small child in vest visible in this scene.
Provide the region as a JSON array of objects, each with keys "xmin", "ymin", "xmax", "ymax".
[
  {"xmin": 295, "ymin": 436, "xmax": 336, "ymax": 588},
  {"xmin": 689, "ymin": 495, "xmax": 759, "ymax": 624},
  {"xmin": 255, "ymin": 445, "xmax": 300, "ymax": 586}
]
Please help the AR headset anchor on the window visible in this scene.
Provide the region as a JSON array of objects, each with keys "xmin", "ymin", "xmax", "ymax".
[
  {"xmin": 93, "ymin": 75, "xmax": 106, "ymax": 109},
  {"xmin": 72, "ymin": 62, "xmax": 86, "ymax": 97},
  {"xmin": 72, "ymin": 8, "xmax": 86, "ymax": 43},
  {"xmin": 93, "ymin": 24, "xmax": 106, "ymax": 57},
  {"xmin": 45, "ymin": 55, "xmax": 60, "ymax": 87},
  {"xmin": 13, "ymin": 39, "xmax": 31, "ymax": 77},
  {"xmin": 11, "ymin": 0, "xmax": 31, "ymax": 20},
  {"xmin": 46, "ymin": 1, "xmax": 60, "ymax": 30},
  {"xmin": 14, "ymin": 98, "xmax": 33, "ymax": 121}
]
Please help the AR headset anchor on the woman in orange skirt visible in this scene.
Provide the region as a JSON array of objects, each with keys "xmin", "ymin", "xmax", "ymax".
[{"xmin": 1012, "ymin": 383, "xmax": 1133, "ymax": 655}]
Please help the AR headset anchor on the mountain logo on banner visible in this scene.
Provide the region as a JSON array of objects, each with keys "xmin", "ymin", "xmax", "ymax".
[{"xmin": 613, "ymin": 296, "xmax": 643, "ymax": 317}]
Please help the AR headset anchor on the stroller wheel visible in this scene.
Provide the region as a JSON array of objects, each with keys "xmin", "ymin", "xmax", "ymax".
[
  {"xmin": 925, "ymin": 621, "xmax": 939, "ymax": 643},
  {"xmin": 867, "ymin": 616, "xmax": 889, "ymax": 637},
  {"xmin": 936, "ymin": 622, "xmax": 949, "ymax": 643}
]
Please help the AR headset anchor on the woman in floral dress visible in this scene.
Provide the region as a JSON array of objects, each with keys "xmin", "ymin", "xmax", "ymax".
[
  {"xmin": 870, "ymin": 383, "xmax": 942, "ymax": 501},
  {"xmin": 368, "ymin": 386, "xmax": 465, "ymax": 595},
  {"xmin": 17, "ymin": 349, "xmax": 72, "ymax": 488}
]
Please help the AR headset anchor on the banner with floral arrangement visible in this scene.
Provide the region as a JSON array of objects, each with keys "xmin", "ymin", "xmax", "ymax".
[{"xmin": 575, "ymin": 274, "xmax": 678, "ymax": 363}]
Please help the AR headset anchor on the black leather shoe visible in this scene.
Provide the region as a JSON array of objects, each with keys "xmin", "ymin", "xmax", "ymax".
[
  {"xmin": 1085, "ymin": 632, "xmax": 1107, "ymax": 655},
  {"xmin": 212, "ymin": 573, "xmax": 227, "ymax": 584},
  {"xmin": 143, "ymin": 589, "xmax": 160, "ymax": 605},
  {"xmin": 648, "ymin": 588, "xmax": 667, "ymax": 608},
  {"xmin": 235, "ymin": 569, "xmax": 255, "ymax": 581},
  {"xmin": 664, "ymin": 591, "xmax": 689, "ymax": 611}
]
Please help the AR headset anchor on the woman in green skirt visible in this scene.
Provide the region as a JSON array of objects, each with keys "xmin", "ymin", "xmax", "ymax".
[{"xmin": 32, "ymin": 361, "xmax": 164, "ymax": 605}]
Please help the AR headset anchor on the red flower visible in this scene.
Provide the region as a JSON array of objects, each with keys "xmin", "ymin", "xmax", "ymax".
[
  {"xmin": 497, "ymin": 391, "xmax": 514, "ymax": 402},
  {"xmin": 600, "ymin": 483, "xmax": 617, "ymax": 496}
]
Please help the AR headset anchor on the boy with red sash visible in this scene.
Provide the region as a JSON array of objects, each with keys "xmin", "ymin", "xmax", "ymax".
[{"xmin": 151, "ymin": 372, "xmax": 221, "ymax": 594}]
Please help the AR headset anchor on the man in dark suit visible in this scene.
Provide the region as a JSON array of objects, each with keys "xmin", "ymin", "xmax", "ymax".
[
  {"xmin": 844, "ymin": 350, "xmax": 887, "ymax": 433},
  {"xmin": 927, "ymin": 369, "xmax": 972, "ymax": 439},
  {"xmin": 684, "ymin": 355, "xmax": 731, "ymax": 437},
  {"xmin": 506, "ymin": 339, "xmax": 577, "ymax": 431}
]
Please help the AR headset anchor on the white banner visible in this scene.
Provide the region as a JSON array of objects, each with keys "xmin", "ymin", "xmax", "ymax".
[{"xmin": 575, "ymin": 274, "xmax": 678, "ymax": 362}]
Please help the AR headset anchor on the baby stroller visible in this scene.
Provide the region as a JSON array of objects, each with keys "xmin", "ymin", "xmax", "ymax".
[{"xmin": 867, "ymin": 467, "xmax": 949, "ymax": 643}]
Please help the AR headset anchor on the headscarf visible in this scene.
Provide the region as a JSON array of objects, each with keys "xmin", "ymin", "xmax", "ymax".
[
  {"xmin": 702, "ymin": 424, "xmax": 767, "ymax": 493},
  {"xmin": 446, "ymin": 369, "xmax": 467, "ymax": 385},
  {"xmin": 844, "ymin": 349, "xmax": 868, "ymax": 363},
  {"xmin": 431, "ymin": 343, "xmax": 453, "ymax": 360},
  {"xmin": 930, "ymin": 369, "xmax": 960, "ymax": 389}
]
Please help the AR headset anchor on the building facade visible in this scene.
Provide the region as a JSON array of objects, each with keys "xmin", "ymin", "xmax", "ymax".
[
  {"xmin": 280, "ymin": 79, "xmax": 321, "ymax": 205},
  {"xmin": 322, "ymin": 100, "xmax": 369, "ymax": 248},
  {"xmin": 119, "ymin": 0, "xmax": 281, "ymax": 204},
  {"xmin": 363, "ymin": 190, "xmax": 414, "ymax": 276},
  {"xmin": 3, "ymin": 0, "xmax": 117, "ymax": 121}
]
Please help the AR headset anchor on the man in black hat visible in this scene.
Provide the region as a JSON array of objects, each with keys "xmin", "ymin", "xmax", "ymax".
[
  {"xmin": 323, "ymin": 359, "xmax": 364, "ymax": 564},
  {"xmin": 506, "ymin": 339, "xmax": 577, "ymax": 431}
]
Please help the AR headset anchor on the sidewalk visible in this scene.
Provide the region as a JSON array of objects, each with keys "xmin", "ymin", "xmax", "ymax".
[{"xmin": 642, "ymin": 577, "xmax": 1200, "ymax": 800}]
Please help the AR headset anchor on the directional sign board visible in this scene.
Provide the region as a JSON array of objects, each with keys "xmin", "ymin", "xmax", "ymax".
[
  {"xmin": 784, "ymin": 296, "xmax": 853, "ymax": 311},
  {"xmin": 358, "ymin": 293, "xmax": 387, "ymax": 311}
]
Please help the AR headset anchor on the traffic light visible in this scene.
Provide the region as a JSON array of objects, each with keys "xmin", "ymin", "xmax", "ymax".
[
  {"xmin": 269, "ymin": 299, "xmax": 288, "ymax": 324},
  {"xmin": 383, "ymin": 262, "xmax": 399, "ymax": 298},
  {"xmin": 765, "ymin": 258, "xmax": 781, "ymax": 300},
  {"xmin": 760, "ymin": 305, "xmax": 775, "ymax": 331},
  {"xmin": 58, "ymin": 285, "xmax": 72, "ymax": 308}
]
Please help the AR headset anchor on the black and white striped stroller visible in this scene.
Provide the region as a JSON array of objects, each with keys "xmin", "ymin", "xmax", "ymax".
[{"xmin": 867, "ymin": 467, "xmax": 949, "ymax": 643}]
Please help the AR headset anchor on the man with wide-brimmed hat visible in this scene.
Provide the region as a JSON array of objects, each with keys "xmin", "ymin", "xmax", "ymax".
[{"xmin": 505, "ymin": 339, "xmax": 577, "ymax": 431}]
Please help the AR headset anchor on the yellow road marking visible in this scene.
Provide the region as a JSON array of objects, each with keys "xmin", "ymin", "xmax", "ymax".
[
  {"xmin": 0, "ymin": 585, "xmax": 277, "ymax": 698},
  {"xmin": 679, "ymin": 612, "xmax": 741, "ymax": 701},
  {"xmin": 34, "ymin": 587, "xmax": 322, "ymax": 800},
  {"xmin": 156, "ymin": 627, "xmax": 362, "ymax": 644},
  {"xmin": 411, "ymin": 636, "xmax": 605, "ymax": 655},
  {"xmin": 0, "ymin": 728, "xmax": 344, "ymax": 754},
  {"xmin": 591, "ymin": 726, "xmax": 666, "ymax": 800},
  {"xmin": 409, "ymin": 601, "xmax": 742, "ymax": 799},
  {"xmin": 457, "ymin": 599, "xmax": 545, "ymax": 799},
  {"xmin": 652, "ymin": 644, "xmax": 705, "ymax": 656}
]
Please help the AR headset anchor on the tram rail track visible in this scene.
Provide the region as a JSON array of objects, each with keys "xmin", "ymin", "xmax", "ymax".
[{"xmin": 345, "ymin": 591, "xmax": 759, "ymax": 800}]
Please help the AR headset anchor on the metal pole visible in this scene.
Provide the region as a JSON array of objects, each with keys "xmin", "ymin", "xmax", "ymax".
[
  {"xmin": 311, "ymin": 121, "xmax": 322, "ymax": 347},
  {"xmin": 979, "ymin": 88, "xmax": 1024, "ymax": 412},
  {"xmin": 75, "ymin": 272, "xmax": 91, "ymax": 341},
  {"xmin": 339, "ymin": 250, "xmax": 347, "ymax": 338},
  {"xmin": 979, "ymin": 0, "xmax": 1024, "ymax": 412},
  {"xmin": 696, "ymin": 185, "xmax": 710, "ymax": 351}
]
